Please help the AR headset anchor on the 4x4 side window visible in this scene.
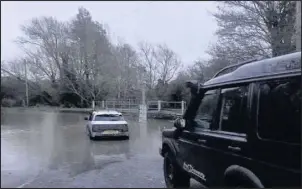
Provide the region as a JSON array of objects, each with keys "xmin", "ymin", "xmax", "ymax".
[
  {"xmin": 217, "ymin": 86, "xmax": 248, "ymax": 133},
  {"xmin": 194, "ymin": 90, "xmax": 219, "ymax": 129},
  {"xmin": 257, "ymin": 77, "xmax": 301, "ymax": 144}
]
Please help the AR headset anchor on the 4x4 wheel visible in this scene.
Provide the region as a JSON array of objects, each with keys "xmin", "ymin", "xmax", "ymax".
[
  {"xmin": 224, "ymin": 170, "xmax": 264, "ymax": 188},
  {"xmin": 225, "ymin": 177, "xmax": 259, "ymax": 188},
  {"xmin": 164, "ymin": 152, "xmax": 190, "ymax": 188}
]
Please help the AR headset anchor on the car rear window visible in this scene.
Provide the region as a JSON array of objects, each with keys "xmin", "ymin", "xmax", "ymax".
[{"xmin": 94, "ymin": 114, "xmax": 124, "ymax": 121}]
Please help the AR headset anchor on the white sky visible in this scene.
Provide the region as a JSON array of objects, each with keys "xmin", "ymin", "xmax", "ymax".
[{"xmin": 1, "ymin": 1, "xmax": 218, "ymax": 66}]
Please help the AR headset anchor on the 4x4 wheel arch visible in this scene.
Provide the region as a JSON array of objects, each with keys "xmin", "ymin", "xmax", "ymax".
[
  {"xmin": 224, "ymin": 165, "xmax": 264, "ymax": 188},
  {"xmin": 162, "ymin": 140, "xmax": 178, "ymax": 157}
]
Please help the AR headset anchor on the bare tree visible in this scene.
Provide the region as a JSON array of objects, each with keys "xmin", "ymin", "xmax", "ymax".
[
  {"xmin": 16, "ymin": 16, "xmax": 69, "ymax": 80},
  {"xmin": 153, "ymin": 44, "xmax": 182, "ymax": 83},
  {"xmin": 212, "ymin": 1, "xmax": 297, "ymax": 60},
  {"xmin": 1, "ymin": 59, "xmax": 25, "ymax": 79},
  {"xmin": 195, "ymin": 1, "xmax": 298, "ymax": 82},
  {"xmin": 138, "ymin": 42, "xmax": 158, "ymax": 89},
  {"xmin": 68, "ymin": 7, "xmax": 117, "ymax": 103},
  {"xmin": 114, "ymin": 43, "xmax": 140, "ymax": 99},
  {"xmin": 187, "ymin": 60, "xmax": 207, "ymax": 82},
  {"xmin": 1, "ymin": 59, "xmax": 56, "ymax": 103},
  {"xmin": 6, "ymin": 7, "xmax": 189, "ymax": 106},
  {"xmin": 14, "ymin": 16, "xmax": 74, "ymax": 105},
  {"xmin": 189, "ymin": 57, "xmax": 233, "ymax": 81}
]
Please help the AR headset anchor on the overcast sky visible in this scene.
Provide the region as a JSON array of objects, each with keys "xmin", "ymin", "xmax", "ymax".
[{"xmin": 1, "ymin": 1, "xmax": 218, "ymax": 65}]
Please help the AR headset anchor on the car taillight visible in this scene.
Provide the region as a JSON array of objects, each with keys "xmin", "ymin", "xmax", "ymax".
[
  {"xmin": 92, "ymin": 125, "xmax": 99, "ymax": 132},
  {"xmin": 123, "ymin": 124, "xmax": 128, "ymax": 132}
]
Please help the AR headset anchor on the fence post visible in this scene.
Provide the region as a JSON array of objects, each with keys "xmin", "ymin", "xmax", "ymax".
[
  {"xmin": 92, "ymin": 100, "xmax": 95, "ymax": 110},
  {"xmin": 158, "ymin": 100, "xmax": 161, "ymax": 112},
  {"xmin": 102, "ymin": 100, "xmax": 105, "ymax": 109},
  {"xmin": 181, "ymin": 100, "xmax": 185, "ymax": 115}
]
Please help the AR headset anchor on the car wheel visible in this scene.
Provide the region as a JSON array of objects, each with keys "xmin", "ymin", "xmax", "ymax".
[
  {"xmin": 89, "ymin": 134, "xmax": 95, "ymax": 140},
  {"xmin": 164, "ymin": 152, "xmax": 190, "ymax": 188}
]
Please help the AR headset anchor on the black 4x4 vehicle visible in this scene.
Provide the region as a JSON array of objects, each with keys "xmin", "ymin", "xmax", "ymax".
[{"xmin": 160, "ymin": 52, "xmax": 301, "ymax": 188}]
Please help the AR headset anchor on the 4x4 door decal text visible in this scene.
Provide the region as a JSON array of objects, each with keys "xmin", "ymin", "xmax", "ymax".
[{"xmin": 183, "ymin": 162, "xmax": 206, "ymax": 181}]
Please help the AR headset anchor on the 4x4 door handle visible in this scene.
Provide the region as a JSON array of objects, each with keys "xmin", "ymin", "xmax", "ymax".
[
  {"xmin": 228, "ymin": 146, "xmax": 241, "ymax": 151},
  {"xmin": 197, "ymin": 139, "xmax": 207, "ymax": 143}
]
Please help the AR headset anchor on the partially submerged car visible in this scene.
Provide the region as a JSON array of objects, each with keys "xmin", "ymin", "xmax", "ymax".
[
  {"xmin": 159, "ymin": 52, "xmax": 301, "ymax": 188},
  {"xmin": 85, "ymin": 110, "xmax": 129, "ymax": 140}
]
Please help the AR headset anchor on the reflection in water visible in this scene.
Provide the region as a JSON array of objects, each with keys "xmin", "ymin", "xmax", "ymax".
[
  {"xmin": 1, "ymin": 108, "xmax": 173, "ymax": 178},
  {"xmin": 90, "ymin": 140, "xmax": 130, "ymax": 157}
]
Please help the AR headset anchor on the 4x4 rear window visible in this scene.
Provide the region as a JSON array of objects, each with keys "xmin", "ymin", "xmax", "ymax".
[{"xmin": 257, "ymin": 77, "xmax": 301, "ymax": 144}]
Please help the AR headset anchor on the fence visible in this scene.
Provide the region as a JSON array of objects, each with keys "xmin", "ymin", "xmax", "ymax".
[
  {"xmin": 94, "ymin": 99, "xmax": 140, "ymax": 111},
  {"xmin": 147, "ymin": 101, "xmax": 186, "ymax": 114},
  {"xmin": 93, "ymin": 100, "xmax": 186, "ymax": 115}
]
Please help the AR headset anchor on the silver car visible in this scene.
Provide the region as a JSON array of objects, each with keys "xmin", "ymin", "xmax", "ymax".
[{"xmin": 85, "ymin": 110, "xmax": 129, "ymax": 140}]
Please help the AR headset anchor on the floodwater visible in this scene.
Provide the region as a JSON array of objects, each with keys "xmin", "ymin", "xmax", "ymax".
[
  {"xmin": 1, "ymin": 108, "xmax": 202, "ymax": 188},
  {"xmin": 1, "ymin": 108, "xmax": 174, "ymax": 188}
]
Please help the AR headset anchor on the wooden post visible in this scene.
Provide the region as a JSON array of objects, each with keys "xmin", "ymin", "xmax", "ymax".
[
  {"xmin": 142, "ymin": 85, "xmax": 146, "ymax": 105},
  {"xmin": 158, "ymin": 100, "xmax": 161, "ymax": 112},
  {"xmin": 24, "ymin": 60, "xmax": 29, "ymax": 107},
  {"xmin": 181, "ymin": 101, "xmax": 185, "ymax": 115},
  {"xmin": 139, "ymin": 104, "xmax": 147, "ymax": 122}
]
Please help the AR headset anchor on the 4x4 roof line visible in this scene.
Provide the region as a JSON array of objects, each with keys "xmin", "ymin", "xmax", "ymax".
[{"xmin": 212, "ymin": 58, "xmax": 261, "ymax": 78}]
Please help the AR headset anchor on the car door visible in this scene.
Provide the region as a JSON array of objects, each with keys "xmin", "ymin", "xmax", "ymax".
[
  {"xmin": 249, "ymin": 76, "xmax": 301, "ymax": 187},
  {"xmin": 201, "ymin": 84, "xmax": 252, "ymax": 186},
  {"xmin": 177, "ymin": 89, "xmax": 220, "ymax": 185}
]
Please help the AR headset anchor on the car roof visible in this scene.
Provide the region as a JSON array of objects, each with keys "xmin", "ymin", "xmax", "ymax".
[
  {"xmin": 203, "ymin": 52, "xmax": 301, "ymax": 87},
  {"xmin": 93, "ymin": 110, "xmax": 122, "ymax": 116}
]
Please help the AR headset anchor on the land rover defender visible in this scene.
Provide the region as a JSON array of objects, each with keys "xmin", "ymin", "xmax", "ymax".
[{"xmin": 159, "ymin": 52, "xmax": 301, "ymax": 188}]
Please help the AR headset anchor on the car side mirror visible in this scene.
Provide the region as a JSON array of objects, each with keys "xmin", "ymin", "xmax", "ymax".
[
  {"xmin": 84, "ymin": 117, "xmax": 88, "ymax": 121},
  {"xmin": 174, "ymin": 118, "xmax": 186, "ymax": 130}
]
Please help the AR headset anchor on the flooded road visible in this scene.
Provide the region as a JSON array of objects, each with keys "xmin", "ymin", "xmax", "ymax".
[
  {"xmin": 1, "ymin": 108, "xmax": 201, "ymax": 188},
  {"xmin": 1, "ymin": 108, "xmax": 166, "ymax": 188}
]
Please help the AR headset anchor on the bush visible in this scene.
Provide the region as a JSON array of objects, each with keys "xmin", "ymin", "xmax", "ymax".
[{"xmin": 1, "ymin": 98, "xmax": 17, "ymax": 107}]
